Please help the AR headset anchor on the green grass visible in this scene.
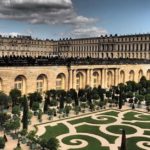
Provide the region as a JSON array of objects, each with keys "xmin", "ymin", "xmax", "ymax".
[
  {"xmin": 100, "ymin": 111, "xmax": 119, "ymax": 117},
  {"xmin": 40, "ymin": 123, "xmax": 69, "ymax": 140},
  {"xmin": 127, "ymin": 137, "xmax": 150, "ymax": 150},
  {"xmin": 144, "ymin": 130, "xmax": 150, "ymax": 136},
  {"xmin": 123, "ymin": 112, "xmax": 150, "ymax": 121},
  {"xmin": 123, "ymin": 121, "xmax": 150, "ymax": 129},
  {"xmin": 68, "ymin": 116, "xmax": 116, "ymax": 125},
  {"xmin": 76, "ymin": 124, "xmax": 118, "ymax": 143},
  {"xmin": 106, "ymin": 125, "xmax": 137, "ymax": 135},
  {"xmin": 62, "ymin": 135, "xmax": 109, "ymax": 150}
]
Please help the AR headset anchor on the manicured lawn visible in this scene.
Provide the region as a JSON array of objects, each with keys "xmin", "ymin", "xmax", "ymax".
[
  {"xmin": 106, "ymin": 125, "xmax": 137, "ymax": 135},
  {"xmin": 144, "ymin": 130, "xmax": 150, "ymax": 136},
  {"xmin": 68, "ymin": 116, "xmax": 116, "ymax": 125},
  {"xmin": 100, "ymin": 111, "xmax": 119, "ymax": 117},
  {"xmin": 62, "ymin": 135, "xmax": 109, "ymax": 150},
  {"xmin": 123, "ymin": 112, "xmax": 150, "ymax": 121},
  {"xmin": 127, "ymin": 137, "xmax": 150, "ymax": 150},
  {"xmin": 76, "ymin": 124, "xmax": 117, "ymax": 143},
  {"xmin": 40, "ymin": 123, "xmax": 69, "ymax": 140},
  {"xmin": 123, "ymin": 121, "xmax": 150, "ymax": 129}
]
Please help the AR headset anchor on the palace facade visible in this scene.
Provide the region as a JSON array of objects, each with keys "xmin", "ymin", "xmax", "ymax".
[{"xmin": 0, "ymin": 34, "xmax": 150, "ymax": 94}]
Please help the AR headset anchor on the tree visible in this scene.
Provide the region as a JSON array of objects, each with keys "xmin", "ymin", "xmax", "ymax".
[
  {"xmin": 67, "ymin": 89, "xmax": 78, "ymax": 106},
  {"xmin": 22, "ymin": 96, "xmax": 28, "ymax": 130},
  {"xmin": 0, "ymin": 92, "xmax": 11, "ymax": 111},
  {"xmin": 43, "ymin": 96, "xmax": 49, "ymax": 113},
  {"xmin": 28, "ymin": 92, "xmax": 42, "ymax": 108},
  {"xmin": 106, "ymin": 91, "xmax": 112, "ymax": 100},
  {"xmin": 0, "ymin": 137, "xmax": 5, "ymax": 149},
  {"xmin": 12, "ymin": 106, "xmax": 20, "ymax": 116},
  {"xmin": 38, "ymin": 109, "xmax": 43, "ymax": 122},
  {"xmin": 9, "ymin": 89, "xmax": 21, "ymax": 106},
  {"xmin": 139, "ymin": 76, "xmax": 147, "ymax": 89},
  {"xmin": 64, "ymin": 105, "xmax": 71, "ymax": 117},
  {"xmin": 4, "ymin": 117, "xmax": 20, "ymax": 134},
  {"xmin": 119, "ymin": 93, "xmax": 123, "ymax": 109},
  {"xmin": 0, "ymin": 113, "xmax": 11, "ymax": 128},
  {"xmin": 32, "ymin": 102, "xmax": 39, "ymax": 113},
  {"xmin": 120, "ymin": 129, "xmax": 127, "ymax": 150},
  {"xmin": 145, "ymin": 94, "xmax": 150, "ymax": 106},
  {"xmin": 46, "ymin": 137, "xmax": 60, "ymax": 150},
  {"xmin": 135, "ymin": 94, "xmax": 144, "ymax": 107}
]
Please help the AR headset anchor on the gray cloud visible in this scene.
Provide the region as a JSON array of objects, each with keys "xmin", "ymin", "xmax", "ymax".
[{"xmin": 0, "ymin": 0, "xmax": 95, "ymax": 25}]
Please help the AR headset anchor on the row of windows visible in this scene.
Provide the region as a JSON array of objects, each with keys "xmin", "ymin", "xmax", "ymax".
[{"xmin": 59, "ymin": 42, "xmax": 150, "ymax": 53}]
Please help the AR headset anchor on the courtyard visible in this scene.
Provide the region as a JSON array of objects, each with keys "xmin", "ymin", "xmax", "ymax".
[{"xmin": 36, "ymin": 109, "xmax": 150, "ymax": 150}]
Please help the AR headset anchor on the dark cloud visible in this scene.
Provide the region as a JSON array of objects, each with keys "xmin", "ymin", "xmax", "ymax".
[
  {"xmin": 0, "ymin": 0, "xmax": 108, "ymax": 38},
  {"xmin": 0, "ymin": 0, "xmax": 95, "ymax": 25}
]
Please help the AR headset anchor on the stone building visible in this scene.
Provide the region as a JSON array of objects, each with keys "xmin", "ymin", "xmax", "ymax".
[{"xmin": 0, "ymin": 34, "xmax": 150, "ymax": 94}]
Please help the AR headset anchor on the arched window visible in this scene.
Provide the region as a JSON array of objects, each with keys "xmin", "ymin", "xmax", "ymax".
[
  {"xmin": 56, "ymin": 73, "xmax": 66, "ymax": 90},
  {"xmin": 93, "ymin": 72, "xmax": 99, "ymax": 87},
  {"xmin": 36, "ymin": 74, "xmax": 48, "ymax": 93},
  {"xmin": 147, "ymin": 69, "xmax": 150, "ymax": 80},
  {"xmin": 107, "ymin": 71, "xmax": 113, "ymax": 88},
  {"xmin": 15, "ymin": 75, "xmax": 26, "ymax": 94},
  {"xmin": 120, "ymin": 71, "xmax": 125, "ymax": 83},
  {"xmin": 138, "ymin": 70, "xmax": 143, "ymax": 81},
  {"xmin": 76, "ymin": 72, "xmax": 84, "ymax": 90},
  {"xmin": 0, "ymin": 78, "xmax": 3, "ymax": 91},
  {"xmin": 129, "ymin": 70, "xmax": 135, "ymax": 81}
]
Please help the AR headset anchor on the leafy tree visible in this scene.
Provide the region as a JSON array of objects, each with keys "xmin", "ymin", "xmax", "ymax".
[
  {"xmin": 97, "ymin": 86, "xmax": 105, "ymax": 101},
  {"xmin": 49, "ymin": 99, "xmax": 58, "ymax": 107},
  {"xmin": 46, "ymin": 89, "xmax": 56, "ymax": 99},
  {"xmin": 145, "ymin": 94, "xmax": 150, "ymax": 106},
  {"xmin": 22, "ymin": 96, "xmax": 28, "ymax": 130},
  {"xmin": 0, "ymin": 137, "xmax": 5, "ymax": 149},
  {"xmin": 135, "ymin": 94, "xmax": 144, "ymax": 105},
  {"xmin": 0, "ymin": 113, "xmax": 11, "ymax": 127},
  {"xmin": 119, "ymin": 93, "xmax": 123, "ymax": 109},
  {"xmin": 28, "ymin": 92, "xmax": 42, "ymax": 108},
  {"xmin": 0, "ymin": 92, "xmax": 11, "ymax": 111},
  {"xmin": 32, "ymin": 102, "xmax": 39, "ymax": 112},
  {"xmin": 139, "ymin": 76, "xmax": 147, "ymax": 88},
  {"xmin": 9, "ymin": 89, "xmax": 21, "ymax": 106},
  {"xmin": 46, "ymin": 137, "xmax": 60, "ymax": 150},
  {"xmin": 12, "ymin": 106, "xmax": 20, "ymax": 116},
  {"xmin": 43, "ymin": 96, "xmax": 49, "ymax": 113},
  {"xmin": 126, "ymin": 91, "xmax": 133, "ymax": 98},
  {"xmin": 4, "ymin": 117, "xmax": 20, "ymax": 134},
  {"xmin": 38, "ymin": 109, "xmax": 43, "ymax": 121},
  {"xmin": 67, "ymin": 89, "xmax": 78, "ymax": 106},
  {"xmin": 64, "ymin": 105, "xmax": 71, "ymax": 116},
  {"xmin": 78, "ymin": 89, "xmax": 85, "ymax": 98},
  {"xmin": 106, "ymin": 91, "xmax": 112, "ymax": 100}
]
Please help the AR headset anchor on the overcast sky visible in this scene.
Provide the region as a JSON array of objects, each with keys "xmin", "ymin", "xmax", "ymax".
[{"xmin": 0, "ymin": 0, "xmax": 150, "ymax": 39}]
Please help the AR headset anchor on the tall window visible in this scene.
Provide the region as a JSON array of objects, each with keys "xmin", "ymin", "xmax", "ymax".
[
  {"xmin": 76, "ymin": 72, "xmax": 84, "ymax": 90},
  {"xmin": 93, "ymin": 72, "xmax": 99, "ymax": 87},
  {"xmin": 15, "ymin": 75, "xmax": 26, "ymax": 94},
  {"xmin": 56, "ymin": 73, "xmax": 66, "ymax": 90},
  {"xmin": 37, "ymin": 74, "xmax": 47, "ymax": 93}
]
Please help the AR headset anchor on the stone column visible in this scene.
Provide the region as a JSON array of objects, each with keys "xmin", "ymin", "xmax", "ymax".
[
  {"xmin": 102, "ymin": 68, "xmax": 106, "ymax": 88},
  {"xmin": 115, "ymin": 68, "xmax": 119, "ymax": 86},
  {"xmin": 72, "ymin": 69, "xmax": 76, "ymax": 90},
  {"xmin": 90, "ymin": 69, "xmax": 93, "ymax": 88},
  {"xmin": 69, "ymin": 69, "xmax": 72, "ymax": 89},
  {"xmin": 98, "ymin": 69, "xmax": 102, "ymax": 86},
  {"xmin": 87, "ymin": 69, "xmax": 90, "ymax": 86}
]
